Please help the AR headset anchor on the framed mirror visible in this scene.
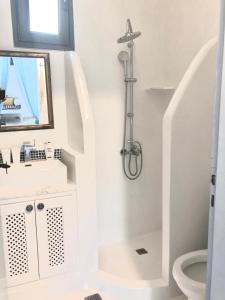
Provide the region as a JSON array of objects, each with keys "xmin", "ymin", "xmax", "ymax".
[{"xmin": 0, "ymin": 50, "xmax": 54, "ymax": 132}]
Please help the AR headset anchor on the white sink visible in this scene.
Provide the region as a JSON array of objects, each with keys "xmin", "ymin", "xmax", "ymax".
[{"xmin": 0, "ymin": 160, "xmax": 67, "ymax": 189}]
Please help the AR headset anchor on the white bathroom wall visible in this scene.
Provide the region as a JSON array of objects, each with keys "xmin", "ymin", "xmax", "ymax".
[
  {"xmin": 74, "ymin": 0, "xmax": 128, "ymax": 245},
  {"xmin": 164, "ymin": 0, "xmax": 219, "ymax": 86},
  {"xmin": 74, "ymin": 0, "xmax": 170, "ymax": 245},
  {"xmin": 64, "ymin": 55, "xmax": 84, "ymax": 153},
  {"xmin": 74, "ymin": 0, "xmax": 219, "ymax": 246},
  {"xmin": 0, "ymin": 1, "xmax": 68, "ymax": 147}
]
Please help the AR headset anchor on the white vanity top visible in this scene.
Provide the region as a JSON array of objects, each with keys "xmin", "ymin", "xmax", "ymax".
[
  {"xmin": 0, "ymin": 181, "xmax": 76, "ymax": 202},
  {"xmin": 0, "ymin": 159, "xmax": 76, "ymax": 202}
]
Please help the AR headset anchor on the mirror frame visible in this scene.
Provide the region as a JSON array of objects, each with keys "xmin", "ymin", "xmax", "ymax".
[{"xmin": 0, "ymin": 50, "xmax": 54, "ymax": 132}]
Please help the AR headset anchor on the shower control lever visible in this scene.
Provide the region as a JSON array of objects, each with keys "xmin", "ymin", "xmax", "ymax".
[
  {"xmin": 130, "ymin": 144, "xmax": 142, "ymax": 156},
  {"xmin": 120, "ymin": 148, "xmax": 129, "ymax": 156}
]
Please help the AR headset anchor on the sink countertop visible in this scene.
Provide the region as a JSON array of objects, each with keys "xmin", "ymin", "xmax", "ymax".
[{"xmin": 0, "ymin": 181, "xmax": 76, "ymax": 202}]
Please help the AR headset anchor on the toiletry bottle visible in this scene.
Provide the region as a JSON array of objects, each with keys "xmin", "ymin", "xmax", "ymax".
[{"xmin": 45, "ymin": 142, "xmax": 54, "ymax": 160}]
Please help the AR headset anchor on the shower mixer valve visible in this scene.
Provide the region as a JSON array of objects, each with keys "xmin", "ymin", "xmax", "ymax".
[
  {"xmin": 130, "ymin": 143, "xmax": 142, "ymax": 156},
  {"xmin": 120, "ymin": 142, "xmax": 142, "ymax": 157}
]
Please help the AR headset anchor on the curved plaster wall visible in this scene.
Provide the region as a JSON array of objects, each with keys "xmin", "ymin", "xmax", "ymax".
[
  {"xmin": 163, "ymin": 38, "xmax": 218, "ymax": 296},
  {"xmin": 64, "ymin": 52, "xmax": 97, "ymax": 280}
]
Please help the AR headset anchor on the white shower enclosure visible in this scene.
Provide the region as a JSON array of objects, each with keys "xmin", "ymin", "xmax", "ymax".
[{"xmin": 88, "ymin": 38, "xmax": 218, "ymax": 300}]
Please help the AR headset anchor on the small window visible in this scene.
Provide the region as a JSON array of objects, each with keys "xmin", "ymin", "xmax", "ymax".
[{"xmin": 10, "ymin": 0, "xmax": 75, "ymax": 51}]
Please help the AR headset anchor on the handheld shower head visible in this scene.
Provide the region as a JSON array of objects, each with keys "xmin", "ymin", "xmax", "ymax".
[
  {"xmin": 118, "ymin": 51, "xmax": 129, "ymax": 76},
  {"xmin": 117, "ymin": 19, "xmax": 141, "ymax": 44},
  {"xmin": 118, "ymin": 51, "xmax": 129, "ymax": 64}
]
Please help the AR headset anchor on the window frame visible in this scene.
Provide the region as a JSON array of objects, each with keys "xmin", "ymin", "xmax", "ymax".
[{"xmin": 10, "ymin": 0, "xmax": 75, "ymax": 51}]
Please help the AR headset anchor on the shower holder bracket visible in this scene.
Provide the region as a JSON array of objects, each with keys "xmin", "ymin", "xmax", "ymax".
[
  {"xmin": 125, "ymin": 77, "xmax": 137, "ymax": 83},
  {"xmin": 127, "ymin": 112, "xmax": 134, "ymax": 118}
]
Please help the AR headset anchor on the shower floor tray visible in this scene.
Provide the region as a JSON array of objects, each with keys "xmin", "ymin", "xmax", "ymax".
[{"xmin": 99, "ymin": 231, "xmax": 162, "ymax": 281}]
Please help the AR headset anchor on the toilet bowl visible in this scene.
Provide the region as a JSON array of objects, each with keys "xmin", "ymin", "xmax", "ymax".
[{"xmin": 173, "ymin": 250, "xmax": 207, "ymax": 300}]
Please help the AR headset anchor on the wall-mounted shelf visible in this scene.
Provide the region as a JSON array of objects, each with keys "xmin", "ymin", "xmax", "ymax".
[{"xmin": 146, "ymin": 87, "xmax": 176, "ymax": 92}]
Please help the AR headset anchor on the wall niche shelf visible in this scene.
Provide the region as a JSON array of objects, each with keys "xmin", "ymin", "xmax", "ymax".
[{"xmin": 146, "ymin": 86, "xmax": 176, "ymax": 93}]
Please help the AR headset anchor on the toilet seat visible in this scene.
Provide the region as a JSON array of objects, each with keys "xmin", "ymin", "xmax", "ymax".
[{"xmin": 173, "ymin": 250, "xmax": 207, "ymax": 300}]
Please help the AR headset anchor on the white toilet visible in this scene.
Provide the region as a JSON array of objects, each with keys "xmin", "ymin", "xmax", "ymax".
[{"xmin": 173, "ymin": 250, "xmax": 207, "ymax": 300}]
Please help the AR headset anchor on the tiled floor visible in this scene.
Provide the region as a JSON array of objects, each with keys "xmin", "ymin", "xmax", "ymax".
[
  {"xmin": 55, "ymin": 289, "xmax": 187, "ymax": 300},
  {"xmin": 55, "ymin": 289, "xmax": 112, "ymax": 300},
  {"xmin": 99, "ymin": 231, "xmax": 162, "ymax": 280},
  {"xmin": 171, "ymin": 295, "xmax": 187, "ymax": 300}
]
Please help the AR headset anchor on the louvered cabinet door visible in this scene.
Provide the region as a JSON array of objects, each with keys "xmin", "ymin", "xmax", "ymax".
[
  {"xmin": 0, "ymin": 202, "xmax": 39, "ymax": 287},
  {"xmin": 35, "ymin": 195, "xmax": 75, "ymax": 279}
]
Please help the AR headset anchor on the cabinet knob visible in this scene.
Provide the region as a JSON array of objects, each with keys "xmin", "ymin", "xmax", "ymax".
[
  {"xmin": 37, "ymin": 203, "xmax": 45, "ymax": 211},
  {"xmin": 26, "ymin": 205, "xmax": 34, "ymax": 213}
]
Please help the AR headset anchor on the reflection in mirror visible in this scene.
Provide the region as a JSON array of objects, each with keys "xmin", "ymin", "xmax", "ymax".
[{"xmin": 0, "ymin": 51, "xmax": 53, "ymax": 131}]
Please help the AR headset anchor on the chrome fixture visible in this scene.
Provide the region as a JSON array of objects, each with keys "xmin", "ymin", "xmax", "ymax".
[
  {"xmin": 118, "ymin": 19, "xmax": 143, "ymax": 180},
  {"xmin": 117, "ymin": 19, "xmax": 141, "ymax": 44},
  {"xmin": 0, "ymin": 162, "xmax": 11, "ymax": 174}
]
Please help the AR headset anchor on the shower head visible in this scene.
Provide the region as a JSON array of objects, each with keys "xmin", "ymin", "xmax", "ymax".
[
  {"xmin": 117, "ymin": 32, "xmax": 141, "ymax": 44},
  {"xmin": 117, "ymin": 19, "xmax": 141, "ymax": 43}
]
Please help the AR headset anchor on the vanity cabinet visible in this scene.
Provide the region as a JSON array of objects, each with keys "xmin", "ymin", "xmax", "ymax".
[
  {"xmin": 0, "ymin": 201, "xmax": 39, "ymax": 287},
  {"xmin": 36, "ymin": 196, "xmax": 75, "ymax": 279},
  {"xmin": 0, "ymin": 194, "xmax": 76, "ymax": 287}
]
